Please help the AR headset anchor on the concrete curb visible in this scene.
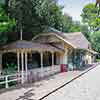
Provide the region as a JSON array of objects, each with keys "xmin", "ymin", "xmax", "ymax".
[{"xmin": 39, "ymin": 63, "xmax": 99, "ymax": 100}]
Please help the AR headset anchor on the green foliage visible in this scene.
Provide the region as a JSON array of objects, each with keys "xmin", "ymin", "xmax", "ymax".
[
  {"xmin": 80, "ymin": 25, "xmax": 90, "ymax": 40},
  {"xmin": 81, "ymin": 3, "xmax": 100, "ymax": 52},
  {"xmin": 0, "ymin": 0, "xmax": 5, "ymax": 5},
  {"xmin": 9, "ymin": 0, "xmax": 45, "ymax": 34},
  {"xmin": 81, "ymin": 3, "xmax": 99, "ymax": 31},
  {"xmin": 70, "ymin": 21, "xmax": 81, "ymax": 32},
  {"xmin": 0, "ymin": 6, "xmax": 15, "ymax": 32},
  {"xmin": 3, "ymin": 63, "xmax": 17, "ymax": 75},
  {"xmin": 0, "ymin": 5, "xmax": 16, "ymax": 44},
  {"xmin": 35, "ymin": 0, "xmax": 63, "ymax": 30},
  {"xmin": 96, "ymin": 58, "xmax": 100, "ymax": 62},
  {"xmin": 91, "ymin": 31, "xmax": 100, "ymax": 53},
  {"xmin": 8, "ymin": 0, "xmax": 81, "ymax": 35},
  {"xmin": 61, "ymin": 14, "xmax": 73, "ymax": 32}
]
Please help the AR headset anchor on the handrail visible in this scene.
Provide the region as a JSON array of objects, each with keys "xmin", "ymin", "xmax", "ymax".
[{"xmin": 0, "ymin": 72, "xmax": 22, "ymax": 88}]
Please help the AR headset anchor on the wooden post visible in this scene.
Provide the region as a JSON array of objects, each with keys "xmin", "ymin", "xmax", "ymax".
[
  {"xmin": 5, "ymin": 76, "xmax": 9, "ymax": 88},
  {"xmin": 17, "ymin": 52, "xmax": 20, "ymax": 72},
  {"xmin": 21, "ymin": 51, "xmax": 24, "ymax": 84},
  {"xmin": 40, "ymin": 52, "xmax": 43, "ymax": 78},
  {"xmin": 51, "ymin": 52, "xmax": 54, "ymax": 75},
  {"xmin": 25, "ymin": 52, "xmax": 28, "ymax": 81},
  {"xmin": 52, "ymin": 52, "xmax": 54, "ymax": 67},
  {"xmin": 40, "ymin": 52, "xmax": 43, "ymax": 68},
  {"xmin": 63, "ymin": 49, "xmax": 68, "ymax": 64}
]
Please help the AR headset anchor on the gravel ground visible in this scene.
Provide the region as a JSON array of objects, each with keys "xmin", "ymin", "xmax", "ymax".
[
  {"xmin": 0, "ymin": 70, "xmax": 83, "ymax": 100},
  {"xmin": 43, "ymin": 64, "xmax": 100, "ymax": 100}
]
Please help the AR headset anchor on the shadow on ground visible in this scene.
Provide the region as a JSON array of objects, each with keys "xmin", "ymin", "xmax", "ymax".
[
  {"xmin": 76, "ymin": 63, "xmax": 96, "ymax": 71},
  {"xmin": 0, "ymin": 74, "xmax": 58, "ymax": 100},
  {"xmin": 16, "ymin": 89, "xmax": 35, "ymax": 100}
]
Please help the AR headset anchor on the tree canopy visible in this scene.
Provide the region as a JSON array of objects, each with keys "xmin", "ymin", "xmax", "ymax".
[
  {"xmin": 81, "ymin": 3, "xmax": 100, "ymax": 52},
  {"xmin": 0, "ymin": 4, "xmax": 16, "ymax": 44},
  {"xmin": 0, "ymin": 0, "xmax": 82, "ymax": 40},
  {"xmin": 81, "ymin": 3, "xmax": 100, "ymax": 32},
  {"xmin": 91, "ymin": 31, "xmax": 100, "ymax": 52}
]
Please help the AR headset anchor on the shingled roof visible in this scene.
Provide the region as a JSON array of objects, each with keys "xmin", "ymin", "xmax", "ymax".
[
  {"xmin": 62, "ymin": 32, "xmax": 90, "ymax": 49},
  {"xmin": 1, "ymin": 40, "xmax": 63, "ymax": 52},
  {"xmin": 42, "ymin": 27, "xmax": 98, "ymax": 54},
  {"xmin": 39, "ymin": 27, "xmax": 90, "ymax": 49}
]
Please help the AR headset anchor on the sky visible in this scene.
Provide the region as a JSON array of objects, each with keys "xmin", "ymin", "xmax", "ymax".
[{"xmin": 58, "ymin": 0, "xmax": 95, "ymax": 21}]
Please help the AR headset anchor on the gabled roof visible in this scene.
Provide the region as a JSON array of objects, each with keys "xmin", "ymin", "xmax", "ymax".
[
  {"xmin": 46, "ymin": 27, "xmax": 90, "ymax": 49},
  {"xmin": 62, "ymin": 32, "xmax": 90, "ymax": 49},
  {"xmin": 33, "ymin": 27, "xmax": 90, "ymax": 49}
]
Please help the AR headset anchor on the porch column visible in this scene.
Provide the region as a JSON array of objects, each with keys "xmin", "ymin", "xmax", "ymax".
[
  {"xmin": 0, "ymin": 53, "xmax": 2, "ymax": 74},
  {"xmin": 40, "ymin": 52, "xmax": 43, "ymax": 77},
  {"xmin": 40, "ymin": 52, "xmax": 43, "ymax": 68},
  {"xmin": 63, "ymin": 49, "xmax": 68, "ymax": 64},
  {"xmin": 52, "ymin": 52, "xmax": 54, "ymax": 66},
  {"xmin": 25, "ymin": 52, "xmax": 28, "ymax": 80},
  {"xmin": 17, "ymin": 52, "xmax": 20, "ymax": 72},
  {"xmin": 74, "ymin": 50, "xmax": 77, "ymax": 69},
  {"xmin": 21, "ymin": 51, "xmax": 24, "ymax": 84}
]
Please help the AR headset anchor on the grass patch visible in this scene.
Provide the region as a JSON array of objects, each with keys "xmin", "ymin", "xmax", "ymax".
[{"xmin": 96, "ymin": 58, "xmax": 100, "ymax": 62}]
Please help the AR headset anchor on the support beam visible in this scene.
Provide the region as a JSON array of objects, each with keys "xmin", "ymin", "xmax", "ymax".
[
  {"xmin": 25, "ymin": 52, "xmax": 28, "ymax": 81},
  {"xmin": 52, "ymin": 52, "xmax": 54, "ymax": 67},
  {"xmin": 40, "ymin": 52, "xmax": 43, "ymax": 68},
  {"xmin": 17, "ymin": 52, "xmax": 20, "ymax": 72},
  {"xmin": 40, "ymin": 52, "xmax": 43, "ymax": 78},
  {"xmin": 21, "ymin": 51, "xmax": 24, "ymax": 84},
  {"xmin": 63, "ymin": 49, "xmax": 68, "ymax": 64}
]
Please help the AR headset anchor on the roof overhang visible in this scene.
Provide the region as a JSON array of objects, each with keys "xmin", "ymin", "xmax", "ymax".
[
  {"xmin": 1, "ymin": 40, "xmax": 64, "ymax": 53},
  {"xmin": 86, "ymin": 49, "xmax": 98, "ymax": 55}
]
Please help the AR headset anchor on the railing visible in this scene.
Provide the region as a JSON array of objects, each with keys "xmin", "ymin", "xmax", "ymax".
[
  {"xmin": 0, "ymin": 65, "xmax": 60, "ymax": 89},
  {"xmin": 0, "ymin": 73, "xmax": 22, "ymax": 88},
  {"xmin": 26, "ymin": 65, "xmax": 61, "ymax": 82}
]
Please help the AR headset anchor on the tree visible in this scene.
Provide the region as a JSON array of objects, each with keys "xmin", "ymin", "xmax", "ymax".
[
  {"xmin": 81, "ymin": 3, "xmax": 100, "ymax": 52},
  {"xmin": 9, "ymin": 0, "xmax": 43, "ymax": 38},
  {"xmin": 81, "ymin": 3, "xmax": 99, "ymax": 32},
  {"xmin": 0, "ymin": 5, "xmax": 16, "ymax": 45},
  {"xmin": 80, "ymin": 25, "xmax": 90, "ymax": 40},
  {"xmin": 91, "ymin": 31, "xmax": 100, "ymax": 53},
  {"xmin": 61, "ymin": 14, "xmax": 73, "ymax": 32},
  {"xmin": 35, "ymin": 0, "xmax": 64, "ymax": 30},
  {"xmin": 7, "ymin": 0, "xmax": 64, "ymax": 38},
  {"xmin": 70, "ymin": 21, "xmax": 81, "ymax": 32},
  {"xmin": 8, "ymin": 0, "xmax": 78, "ymax": 34},
  {"xmin": 4, "ymin": 0, "xmax": 83, "ymax": 41}
]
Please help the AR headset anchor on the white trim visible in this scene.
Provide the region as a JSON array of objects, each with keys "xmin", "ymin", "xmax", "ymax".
[
  {"xmin": 25, "ymin": 52, "xmax": 28, "ymax": 80},
  {"xmin": 17, "ymin": 52, "xmax": 20, "ymax": 72},
  {"xmin": 21, "ymin": 51, "xmax": 24, "ymax": 84}
]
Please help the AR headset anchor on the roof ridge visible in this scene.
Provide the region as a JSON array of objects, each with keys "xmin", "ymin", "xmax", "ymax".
[{"xmin": 63, "ymin": 32, "xmax": 82, "ymax": 35}]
